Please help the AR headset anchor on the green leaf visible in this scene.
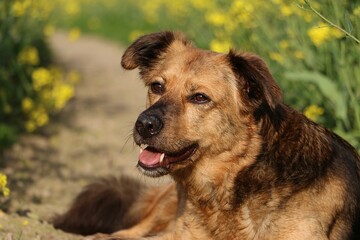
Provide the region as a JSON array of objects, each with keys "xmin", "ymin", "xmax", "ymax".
[{"xmin": 285, "ymin": 71, "xmax": 347, "ymax": 121}]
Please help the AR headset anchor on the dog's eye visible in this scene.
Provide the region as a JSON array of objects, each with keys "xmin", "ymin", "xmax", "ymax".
[
  {"xmin": 150, "ymin": 82, "xmax": 164, "ymax": 95},
  {"xmin": 189, "ymin": 93, "xmax": 210, "ymax": 104}
]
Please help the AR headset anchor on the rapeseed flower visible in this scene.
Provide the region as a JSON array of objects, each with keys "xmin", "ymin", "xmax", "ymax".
[
  {"xmin": 280, "ymin": 40, "xmax": 289, "ymax": 50},
  {"xmin": 190, "ymin": 0, "xmax": 209, "ymax": 10},
  {"xmin": 32, "ymin": 68, "xmax": 52, "ymax": 91},
  {"xmin": 304, "ymin": 104, "xmax": 324, "ymax": 122},
  {"xmin": 18, "ymin": 47, "xmax": 39, "ymax": 66},
  {"xmin": 210, "ymin": 39, "xmax": 232, "ymax": 53},
  {"xmin": 11, "ymin": 0, "xmax": 30, "ymax": 17},
  {"xmin": 25, "ymin": 120, "xmax": 36, "ymax": 132},
  {"xmin": 308, "ymin": 23, "xmax": 344, "ymax": 46},
  {"xmin": 353, "ymin": 6, "xmax": 360, "ymax": 16},
  {"xmin": 53, "ymin": 83, "xmax": 74, "ymax": 110},
  {"xmin": 31, "ymin": 106, "xmax": 49, "ymax": 127},
  {"xmin": 230, "ymin": 0, "xmax": 255, "ymax": 27},
  {"xmin": 280, "ymin": 5, "xmax": 293, "ymax": 17},
  {"xmin": 22, "ymin": 97, "xmax": 34, "ymax": 113},
  {"xmin": 293, "ymin": 50, "xmax": 304, "ymax": 59},
  {"xmin": 269, "ymin": 52, "xmax": 285, "ymax": 65},
  {"xmin": 0, "ymin": 173, "xmax": 10, "ymax": 197},
  {"xmin": 44, "ymin": 24, "xmax": 56, "ymax": 37},
  {"xmin": 65, "ymin": 1, "xmax": 80, "ymax": 16},
  {"xmin": 206, "ymin": 12, "xmax": 227, "ymax": 27},
  {"xmin": 129, "ymin": 30, "xmax": 145, "ymax": 42},
  {"xmin": 68, "ymin": 28, "xmax": 81, "ymax": 42}
]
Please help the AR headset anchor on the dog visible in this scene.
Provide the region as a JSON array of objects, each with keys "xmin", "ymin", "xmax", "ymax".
[{"xmin": 54, "ymin": 31, "xmax": 360, "ymax": 239}]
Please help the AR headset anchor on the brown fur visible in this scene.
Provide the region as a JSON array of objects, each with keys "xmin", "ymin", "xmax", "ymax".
[{"xmin": 54, "ymin": 31, "xmax": 360, "ymax": 239}]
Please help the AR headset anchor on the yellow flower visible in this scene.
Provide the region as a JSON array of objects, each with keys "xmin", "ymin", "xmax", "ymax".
[
  {"xmin": 32, "ymin": 68, "xmax": 52, "ymax": 91},
  {"xmin": 280, "ymin": 40, "xmax": 289, "ymax": 50},
  {"xmin": 12, "ymin": 1, "xmax": 27, "ymax": 17},
  {"xmin": 23, "ymin": 220, "xmax": 29, "ymax": 226},
  {"xmin": 68, "ymin": 28, "xmax": 81, "ymax": 42},
  {"xmin": 30, "ymin": 106, "xmax": 49, "ymax": 127},
  {"xmin": 210, "ymin": 39, "xmax": 232, "ymax": 53},
  {"xmin": 302, "ymin": 12, "xmax": 313, "ymax": 23},
  {"xmin": 293, "ymin": 50, "xmax": 304, "ymax": 59},
  {"xmin": 304, "ymin": 104, "xmax": 324, "ymax": 122},
  {"xmin": 43, "ymin": 24, "xmax": 55, "ymax": 37},
  {"xmin": 18, "ymin": 47, "xmax": 39, "ymax": 66},
  {"xmin": 0, "ymin": 173, "xmax": 10, "ymax": 197},
  {"xmin": 22, "ymin": 97, "xmax": 34, "ymax": 113},
  {"xmin": 308, "ymin": 23, "xmax": 344, "ymax": 46},
  {"xmin": 190, "ymin": 0, "xmax": 209, "ymax": 10},
  {"xmin": 53, "ymin": 83, "xmax": 74, "ymax": 110},
  {"xmin": 129, "ymin": 30, "xmax": 145, "ymax": 42},
  {"xmin": 330, "ymin": 28, "xmax": 344, "ymax": 39},
  {"xmin": 353, "ymin": 6, "xmax": 360, "ymax": 16},
  {"xmin": 308, "ymin": 25, "xmax": 330, "ymax": 46},
  {"xmin": 65, "ymin": 2, "xmax": 80, "ymax": 16},
  {"xmin": 269, "ymin": 52, "xmax": 285, "ymax": 65},
  {"xmin": 205, "ymin": 12, "xmax": 227, "ymax": 26},
  {"xmin": 280, "ymin": 5, "xmax": 293, "ymax": 17},
  {"xmin": 25, "ymin": 121, "xmax": 36, "ymax": 132}
]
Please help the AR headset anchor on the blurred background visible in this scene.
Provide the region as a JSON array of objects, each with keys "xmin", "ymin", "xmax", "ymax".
[{"xmin": 0, "ymin": 0, "xmax": 359, "ymax": 237}]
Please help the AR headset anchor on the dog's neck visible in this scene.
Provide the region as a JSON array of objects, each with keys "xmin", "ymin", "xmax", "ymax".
[{"xmin": 172, "ymin": 122, "xmax": 263, "ymax": 212}]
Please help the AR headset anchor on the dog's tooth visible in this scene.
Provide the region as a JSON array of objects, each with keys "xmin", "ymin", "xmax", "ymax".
[
  {"xmin": 140, "ymin": 144, "xmax": 148, "ymax": 150},
  {"xmin": 140, "ymin": 148, "xmax": 143, "ymax": 154},
  {"xmin": 160, "ymin": 153, "xmax": 165, "ymax": 163}
]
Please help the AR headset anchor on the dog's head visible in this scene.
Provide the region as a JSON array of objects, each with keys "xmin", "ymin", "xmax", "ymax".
[{"xmin": 121, "ymin": 31, "xmax": 283, "ymax": 177}]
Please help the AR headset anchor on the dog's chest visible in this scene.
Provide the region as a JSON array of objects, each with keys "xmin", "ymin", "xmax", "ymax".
[{"xmin": 194, "ymin": 200, "xmax": 282, "ymax": 240}]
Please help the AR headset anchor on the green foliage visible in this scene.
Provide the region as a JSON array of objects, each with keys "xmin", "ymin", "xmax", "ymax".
[{"xmin": 0, "ymin": 0, "xmax": 77, "ymax": 152}]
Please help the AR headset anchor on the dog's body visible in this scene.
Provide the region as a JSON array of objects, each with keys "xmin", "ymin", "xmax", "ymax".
[{"xmin": 54, "ymin": 31, "xmax": 360, "ymax": 239}]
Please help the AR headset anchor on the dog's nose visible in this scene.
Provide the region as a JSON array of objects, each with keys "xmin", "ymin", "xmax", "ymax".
[{"xmin": 135, "ymin": 114, "xmax": 163, "ymax": 138}]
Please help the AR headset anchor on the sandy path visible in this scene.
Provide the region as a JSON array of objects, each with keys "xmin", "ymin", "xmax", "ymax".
[{"xmin": 0, "ymin": 32, "xmax": 163, "ymax": 239}]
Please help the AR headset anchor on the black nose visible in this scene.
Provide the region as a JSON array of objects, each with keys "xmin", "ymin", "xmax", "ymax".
[{"xmin": 135, "ymin": 114, "xmax": 163, "ymax": 138}]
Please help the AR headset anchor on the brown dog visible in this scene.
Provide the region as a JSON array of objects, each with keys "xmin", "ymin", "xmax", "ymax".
[{"xmin": 54, "ymin": 31, "xmax": 360, "ymax": 239}]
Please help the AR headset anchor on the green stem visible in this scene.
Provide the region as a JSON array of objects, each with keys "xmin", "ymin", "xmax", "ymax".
[{"xmin": 304, "ymin": 0, "xmax": 360, "ymax": 44}]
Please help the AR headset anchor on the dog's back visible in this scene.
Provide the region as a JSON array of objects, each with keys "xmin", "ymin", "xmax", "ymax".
[{"xmin": 233, "ymin": 105, "xmax": 360, "ymax": 239}]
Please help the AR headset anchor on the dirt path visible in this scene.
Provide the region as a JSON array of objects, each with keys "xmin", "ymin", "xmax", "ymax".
[{"xmin": 0, "ymin": 32, "xmax": 162, "ymax": 239}]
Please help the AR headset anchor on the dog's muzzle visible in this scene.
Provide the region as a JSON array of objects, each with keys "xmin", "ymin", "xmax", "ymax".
[{"xmin": 135, "ymin": 113, "xmax": 163, "ymax": 139}]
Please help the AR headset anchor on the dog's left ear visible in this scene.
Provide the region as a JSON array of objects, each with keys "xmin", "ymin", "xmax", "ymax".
[
  {"xmin": 227, "ymin": 50, "xmax": 283, "ymax": 111},
  {"xmin": 121, "ymin": 31, "xmax": 190, "ymax": 71}
]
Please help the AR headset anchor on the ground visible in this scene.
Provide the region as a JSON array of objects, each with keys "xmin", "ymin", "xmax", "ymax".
[{"xmin": 0, "ymin": 32, "xmax": 168, "ymax": 239}]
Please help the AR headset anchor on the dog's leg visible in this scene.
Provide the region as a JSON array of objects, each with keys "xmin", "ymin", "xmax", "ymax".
[
  {"xmin": 83, "ymin": 183, "xmax": 178, "ymax": 240},
  {"xmin": 109, "ymin": 183, "xmax": 178, "ymax": 238}
]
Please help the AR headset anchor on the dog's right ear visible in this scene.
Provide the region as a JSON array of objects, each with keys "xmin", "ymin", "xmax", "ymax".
[{"xmin": 121, "ymin": 31, "xmax": 190, "ymax": 71}]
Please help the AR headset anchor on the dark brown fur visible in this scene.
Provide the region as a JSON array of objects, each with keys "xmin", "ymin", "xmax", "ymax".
[{"xmin": 54, "ymin": 31, "xmax": 360, "ymax": 240}]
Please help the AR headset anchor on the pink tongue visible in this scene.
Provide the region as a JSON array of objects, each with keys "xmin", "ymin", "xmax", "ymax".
[{"xmin": 139, "ymin": 149, "xmax": 162, "ymax": 166}]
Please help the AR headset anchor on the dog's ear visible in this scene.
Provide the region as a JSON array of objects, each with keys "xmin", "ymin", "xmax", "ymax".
[
  {"xmin": 227, "ymin": 50, "xmax": 283, "ymax": 111},
  {"xmin": 121, "ymin": 31, "xmax": 190, "ymax": 71}
]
